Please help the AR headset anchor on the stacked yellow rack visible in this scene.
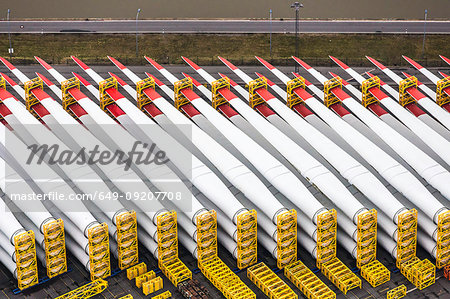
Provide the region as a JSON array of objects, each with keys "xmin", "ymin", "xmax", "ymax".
[
  {"xmin": 276, "ymin": 209, "xmax": 297, "ymax": 269},
  {"xmin": 236, "ymin": 210, "xmax": 257, "ymax": 269},
  {"xmin": 116, "ymin": 211, "xmax": 139, "ymax": 270},
  {"xmin": 323, "ymin": 77, "xmax": 342, "ymax": 107},
  {"xmin": 247, "ymin": 262, "xmax": 297, "ymax": 299},
  {"xmin": 14, "ymin": 230, "xmax": 39, "ymax": 290},
  {"xmin": 87, "ymin": 223, "xmax": 110, "ymax": 280}
]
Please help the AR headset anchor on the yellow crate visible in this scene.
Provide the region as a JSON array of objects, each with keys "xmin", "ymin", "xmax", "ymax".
[
  {"xmin": 320, "ymin": 257, "xmax": 361, "ymax": 295},
  {"xmin": 151, "ymin": 291, "xmax": 172, "ymax": 299},
  {"xmin": 135, "ymin": 270, "xmax": 156, "ymax": 288},
  {"xmin": 248, "ymin": 262, "xmax": 297, "ymax": 299},
  {"xmin": 55, "ymin": 279, "xmax": 108, "ymax": 299},
  {"xmin": 386, "ymin": 285, "xmax": 406, "ymax": 299},
  {"xmin": 127, "ymin": 262, "xmax": 147, "ymax": 280},
  {"xmin": 285, "ymin": 260, "xmax": 335, "ymax": 299},
  {"xmin": 361, "ymin": 260, "xmax": 390, "ymax": 287},
  {"xmin": 400, "ymin": 257, "xmax": 435, "ymax": 290},
  {"xmin": 143, "ymin": 276, "xmax": 163, "ymax": 296}
]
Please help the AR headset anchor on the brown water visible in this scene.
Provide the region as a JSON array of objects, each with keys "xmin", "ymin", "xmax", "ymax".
[{"xmin": 0, "ymin": 0, "xmax": 448, "ymax": 20}]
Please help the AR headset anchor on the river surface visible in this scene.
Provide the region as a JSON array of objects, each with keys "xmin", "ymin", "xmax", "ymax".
[{"xmin": 0, "ymin": 0, "xmax": 448, "ymax": 20}]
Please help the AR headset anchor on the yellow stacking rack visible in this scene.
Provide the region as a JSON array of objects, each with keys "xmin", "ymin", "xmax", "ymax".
[
  {"xmin": 284, "ymin": 260, "xmax": 335, "ymax": 299},
  {"xmin": 196, "ymin": 210, "xmax": 255, "ymax": 299},
  {"xmin": 127, "ymin": 262, "xmax": 147, "ymax": 280},
  {"xmin": 436, "ymin": 210, "xmax": 450, "ymax": 268},
  {"xmin": 87, "ymin": 223, "xmax": 111, "ymax": 280},
  {"xmin": 386, "ymin": 285, "xmax": 406, "ymax": 299},
  {"xmin": 14, "ymin": 230, "xmax": 39, "ymax": 290},
  {"xmin": 316, "ymin": 210, "xmax": 361, "ymax": 294},
  {"xmin": 157, "ymin": 210, "xmax": 192, "ymax": 286},
  {"xmin": 98, "ymin": 76, "xmax": 119, "ymax": 118},
  {"xmin": 211, "ymin": 77, "xmax": 231, "ymax": 109},
  {"xmin": 43, "ymin": 219, "xmax": 67, "ymax": 278},
  {"xmin": 119, "ymin": 295, "xmax": 133, "ymax": 299},
  {"xmin": 436, "ymin": 76, "xmax": 450, "ymax": 107},
  {"xmin": 236, "ymin": 210, "xmax": 258, "ymax": 269},
  {"xmin": 247, "ymin": 262, "xmax": 297, "ymax": 299},
  {"xmin": 276, "ymin": 209, "xmax": 297, "ymax": 269},
  {"xmin": 136, "ymin": 77, "xmax": 156, "ymax": 110},
  {"xmin": 248, "ymin": 77, "xmax": 267, "ymax": 108},
  {"xmin": 55, "ymin": 278, "xmax": 108, "ymax": 299},
  {"xmin": 398, "ymin": 76, "xmax": 418, "ymax": 107},
  {"xmin": 396, "ymin": 209, "xmax": 435, "ymax": 289},
  {"xmin": 361, "ymin": 76, "xmax": 381, "ymax": 107},
  {"xmin": 61, "ymin": 76, "xmax": 81, "ymax": 120},
  {"xmin": 151, "ymin": 290, "xmax": 172, "ymax": 299},
  {"xmin": 286, "ymin": 77, "xmax": 306, "ymax": 108},
  {"xmin": 24, "ymin": 77, "xmax": 44, "ymax": 121},
  {"xmin": 323, "ymin": 77, "xmax": 342, "ymax": 107},
  {"xmin": 116, "ymin": 211, "xmax": 139, "ymax": 270},
  {"xmin": 174, "ymin": 77, "xmax": 193, "ymax": 110},
  {"xmin": 143, "ymin": 276, "xmax": 163, "ymax": 296},
  {"xmin": 136, "ymin": 270, "xmax": 156, "ymax": 288}
]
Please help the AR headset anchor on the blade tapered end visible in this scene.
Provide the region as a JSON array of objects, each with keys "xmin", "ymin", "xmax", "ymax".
[
  {"xmin": 181, "ymin": 57, "xmax": 201, "ymax": 70},
  {"xmin": 108, "ymin": 56, "xmax": 126, "ymax": 70},
  {"xmin": 218, "ymin": 73, "xmax": 238, "ymax": 86},
  {"xmin": 108, "ymin": 72, "xmax": 127, "ymax": 86},
  {"xmin": 366, "ymin": 56, "xmax": 386, "ymax": 70},
  {"xmin": 255, "ymin": 56, "xmax": 275, "ymax": 70},
  {"xmin": 72, "ymin": 72, "xmax": 91, "ymax": 86},
  {"xmin": 144, "ymin": 57, "xmax": 163, "ymax": 70},
  {"xmin": 329, "ymin": 56, "xmax": 349, "ymax": 70},
  {"xmin": 71, "ymin": 56, "xmax": 89, "ymax": 70},
  {"xmin": 329, "ymin": 72, "xmax": 349, "ymax": 85},
  {"xmin": 292, "ymin": 56, "xmax": 312, "ymax": 70},
  {"xmin": 145, "ymin": 72, "xmax": 164, "ymax": 86},
  {"xmin": 0, "ymin": 56, "xmax": 16, "ymax": 71},
  {"xmin": 402, "ymin": 55, "xmax": 423, "ymax": 70},
  {"xmin": 36, "ymin": 72, "xmax": 54, "ymax": 86},
  {"xmin": 255, "ymin": 72, "xmax": 275, "ymax": 86},
  {"xmin": 34, "ymin": 56, "xmax": 52, "ymax": 70},
  {"xmin": 218, "ymin": 57, "xmax": 237, "ymax": 70},
  {"xmin": 439, "ymin": 55, "xmax": 450, "ymax": 65},
  {"xmin": 182, "ymin": 73, "xmax": 202, "ymax": 86},
  {"xmin": 439, "ymin": 71, "xmax": 449, "ymax": 78},
  {"xmin": 0, "ymin": 72, "xmax": 18, "ymax": 86}
]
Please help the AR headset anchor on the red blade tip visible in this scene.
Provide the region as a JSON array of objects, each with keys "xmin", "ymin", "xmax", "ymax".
[
  {"xmin": 108, "ymin": 56, "xmax": 126, "ymax": 70},
  {"xmin": 71, "ymin": 56, "xmax": 89, "ymax": 70},
  {"xmin": 218, "ymin": 57, "xmax": 237, "ymax": 70},
  {"xmin": 34, "ymin": 56, "xmax": 52, "ymax": 70},
  {"xmin": 181, "ymin": 57, "xmax": 201, "ymax": 71},
  {"xmin": 292, "ymin": 56, "xmax": 312, "ymax": 70},
  {"xmin": 144, "ymin": 57, "xmax": 163, "ymax": 70}
]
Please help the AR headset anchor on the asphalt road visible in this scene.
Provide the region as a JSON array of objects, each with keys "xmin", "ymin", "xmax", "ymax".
[{"xmin": 1, "ymin": 20, "xmax": 449, "ymax": 34}]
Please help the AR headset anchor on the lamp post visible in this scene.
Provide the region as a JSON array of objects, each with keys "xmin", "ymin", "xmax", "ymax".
[
  {"xmin": 422, "ymin": 9, "xmax": 428, "ymax": 58},
  {"xmin": 290, "ymin": 2, "xmax": 303, "ymax": 73},
  {"xmin": 136, "ymin": 8, "xmax": 141, "ymax": 58},
  {"xmin": 7, "ymin": 9, "xmax": 13, "ymax": 58},
  {"xmin": 269, "ymin": 9, "xmax": 273, "ymax": 57}
]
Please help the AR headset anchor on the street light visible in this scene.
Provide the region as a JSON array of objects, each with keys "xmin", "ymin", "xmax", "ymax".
[
  {"xmin": 7, "ymin": 9, "xmax": 13, "ymax": 58},
  {"xmin": 136, "ymin": 8, "xmax": 141, "ymax": 58},
  {"xmin": 422, "ymin": 9, "xmax": 428, "ymax": 58},
  {"xmin": 290, "ymin": 2, "xmax": 303, "ymax": 73}
]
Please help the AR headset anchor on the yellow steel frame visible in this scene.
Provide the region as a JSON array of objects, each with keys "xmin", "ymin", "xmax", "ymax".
[
  {"xmin": 119, "ymin": 295, "xmax": 133, "ymax": 299},
  {"xmin": 151, "ymin": 291, "xmax": 172, "ymax": 299},
  {"xmin": 323, "ymin": 77, "xmax": 342, "ymax": 107},
  {"xmin": 116, "ymin": 211, "xmax": 138, "ymax": 270},
  {"xmin": 61, "ymin": 77, "xmax": 81, "ymax": 120},
  {"xmin": 386, "ymin": 285, "xmax": 406, "ymax": 299},
  {"xmin": 157, "ymin": 210, "xmax": 192, "ymax": 286},
  {"xmin": 136, "ymin": 77, "xmax": 156, "ymax": 110},
  {"xmin": 360, "ymin": 260, "xmax": 390, "ymax": 288},
  {"xmin": 400, "ymin": 257, "xmax": 435, "ymax": 290},
  {"xmin": 284, "ymin": 260, "xmax": 336, "ymax": 299},
  {"xmin": 143, "ymin": 276, "xmax": 163, "ymax": 296},
  {"xmin": 196, "ymin": 210, "xmax": 255, "ymax": 299},
  {"xmin": 236, "ymin": 210, "xmax": 257, "ymax": 269},
  {"xmin": 356, "ymin": 209, "xmax": 377, "ymax": 268},
  {"xmin": 248, "ymin": 77, "xmax": 267, "ymax": 108},
  {"xmin": 136, "ymin": 271, "xmax": 156, "ymax": 288},
  {"xmin": 398, "ymin": 76, "xmax": 418, "ymax": 107},
  {"xmin": 24, "ymin": 77, "xmax": 44, "ymax": 121},
  {"xmin": 99, "ymin": 76, "xmax": 118, "ymax": 119},
  {"xmin": 55, "ymin": 278, "xmax": 108, "ymax": 299},
  {"xmin": 276, "ymin": 209, "xmax": 297, "ymax": 269},
  {"xmin": 436, "ymin": 76, "xmax": 450, "ymax": 107},
  {"xmin": 436, "ymin": 210, "xmax": 450, "ymax": 268},
  {"xmin": 211, "ymin": 77, "xmax": 231, "ymax": 109},
  {"xmin": 396, "ymin": 209, "xmax": 417, "ymax": 267},
  {"xmin": 247, "ymin": 262, "xmax": 298, "ymax": 299},
  {"xmin": 316, "ymin": 210, "xmax": 337, "ymax": 265},
  {"xmin": 87, "ymin": 223, "xmax": 111, "ymax": 281},
  {"xmin": 0, "ymin": 76, "xmax": 5, "ymax": 90},
  {"xmin": 43, "ymin": 218, "xmax": 67, "ymax": 278},
  {"xmin": 361, "ymin": 76, "xmax": 381, "ymax": 107},
  {"xmin": 286, "ymin": 77, "xmax": 306, "ymax": 108},
  {"xmin": 14, "ymin": 230, "xmax": 39, "ymax": 290},
  {"xmin": 320, "ymin": 257, "xmax": 361, "ymax": 295},
  {"xmin": 174, "ymin": 77, "xmax": 193, "ymax": 110},
  {"xmin": 127, "ymin": 262, "xmax": 147, "ymax": 280}
]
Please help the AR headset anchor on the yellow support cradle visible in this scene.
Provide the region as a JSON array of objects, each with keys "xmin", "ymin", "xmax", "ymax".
[
  {"xmin": 211, "ymin": 77, "xmax": 231, "ymax": 109},
  {"xmin": 286, "ymin": 77, "xmax": 306, "ymax": 108},
  {"xmin": 436, "ymin": 210, "xmax": 450, "ymax": 268},
  {"xmin": 323, "ymin": 77, "xmax": 342, "ymax": 107},
  {"xmin": 99, "ymin": 76, "xmax": 118, "ymax": 118},
  {"xmin": 116, "ymin": 211, "xmax": 138, "ymax": 270},
  {"xmin": 87, "ymin": 223, "xmax": 111, "ymax": 281},
  {"xmin": 400, "ymin": 257, "xmax": 435, "ymax": 290},
  {"xmin": 157, "ymin": 210, "xmax": 192, "ymax": 286},
  {"xmin": 236, "ymin": 210, "xmax": 257, "ymax": 269},
  {"xmin": 386, "ymin": 285, "xmax": 406, "ymax": 299},
  {"xmin": 136, "ymin": 77, "xmax": 156, "ymax": 110},
  {"xmin": 55, "ymin": 278, "xmax": 108, "ymax": 299},
  {"xmin": 436, "ymin": 76, "xmax": 450, "ymax": 107},
  {"xmin": 143, "ymin": 276, "xmax": 163, "ymax": 296},
  {"xmin": 248, "ymin": 77, "xmax": 267, "ymax": 108},
  {"xmin": 174, "ymin": 77, "xmax": 193, "ymax": 110},
  {"xmin": 151, "ymin": 291, "xmax": 172, "ymax": 299},
  {"xmin": 127, "ymin": 262, "xmax": 147, "ymax": 280},
  {"xmin": 136, "ymin": 270, "xmax": 156, "ymax": 288},
  {"xmin": 61, "ymin": 77, "xmax": 81, "ymax": 120},
  {"xmin": 398, "ymin": 76, "xmax": 418, "ymax": 107},
  {"xmin": 276, "ymin": 209, "xmax": 297, "ymax": 269},
  {"xmin": 119, "ymin": 295, "xmax": 133, "ymax": 299},
  {"xmin": 196, "ymin": 210, "xmax": 255, "ymax": 299},
  {"xmin": 43, "ymin": 219, "xmax": 67, "ymax": 278},
  {"xmin": 284, "ymin": 260, "xmax": 335, "ymax": 299},
  {"xmin": 24, "ymin": 77, "xmax": 44, "ymax": 121},
  {"xmin": 247, "ymin": 262, "xmax": 297, "ymax": 299},
  {"xmin": 361, "ymin": 76, "xmax": 381, "ymax": 107},
  {"xmin": 361, "ymin": 260, "xmax": 390, "ymax": 288},
  {"xmin": 14, "ymin": 230, "xmax": 39, "ymax": 290}
]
